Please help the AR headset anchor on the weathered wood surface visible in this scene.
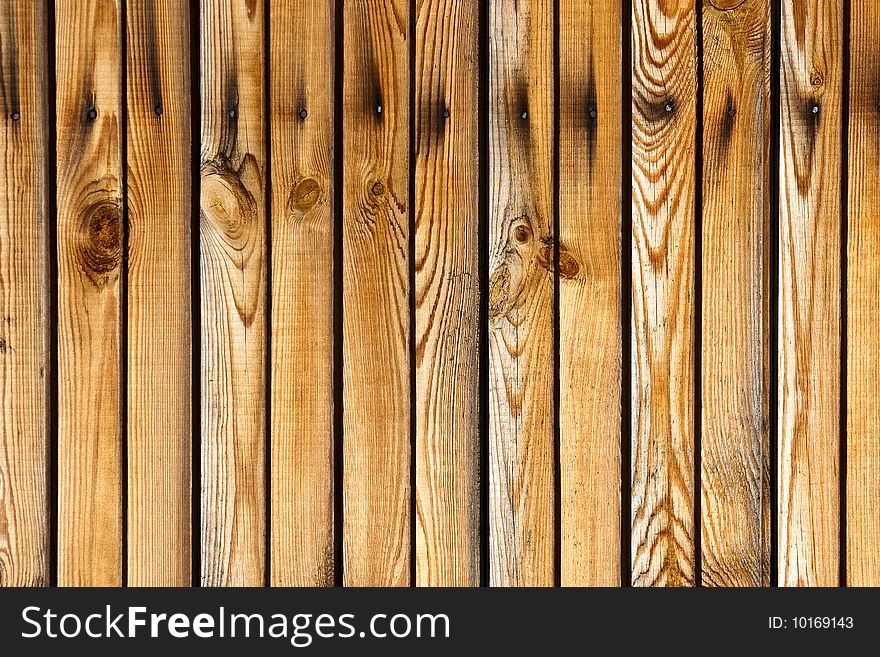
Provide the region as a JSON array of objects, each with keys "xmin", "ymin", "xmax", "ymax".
[
  {"xmin": 56, "ymin": 0, "xmax": 124, "ymax": 587},
  {"xmin": 847, "ymin": 0, "xmax": 880, "ymax": 587},
  {"xmin": 200, "ymin": 0, "xmax": 266, "ymax": 587},
  {"xmin": 488, "ymin": 0, "xmax": 555, "ymax": 587},
  {"xmin": 0, "ymin": 0, "xmax": 50, "ymax": 587},
  {"xmin": 126, "ymin": 0, "xmax": 192, "ymax": 587},
  {"xmin": 630, "ymin": 0, "xmax": 697, "ymax": 587},
  {"xmin": 778, "ymin": 0, "xmax": 842, "ymax": 587},
  {"xmin": 558, "ymin": 0, "xmax": 621, "ymax": 587},
  {"xmin": 342, "ymin": 0, "xmax": 411, "ymax": 586},
  {"xmin": 413, "ymin": 0, "xmax": 480, "ymax": 587},
  {"xmin": 269, "ymin": 0, "xmax": 335, "ymax": 587},
  {"xmin": 701, "ymin": 0, "xmax": 771, "ymax": 587}
]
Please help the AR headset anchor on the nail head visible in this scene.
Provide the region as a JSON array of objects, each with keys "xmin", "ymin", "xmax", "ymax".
[
  {"xmin": 11, "ymin": 112, "xmax": 20, "ymax": 121},
  {"xmin": 442, "ymin": 108, "xmax": 450, "ymax": 119},
  {"xmin": 228, "ymin": 108, "xmax": 237, "ymax": 119},
  {"xmin": 88, "ymin": 107, "xmax": 98, "ymax": 120},
  {"xmin": 588, "ymin": 106, "xmax": 597, "ymax": 119},
  {"xmin": 664, "ymin": 101, "xmax": 674, "ymax": 113},
  {"xmin": 299, "ymin": 108, "xmax": 308, "ymax": 119},
  {"xmin": 520, "ymin": 110, "xmax": 528, "ymax": 120},
  {"xmin": 154, "ymin": 105, "xmax": 163, "ymax": 116},
  {"xmin": 811, "ymin": 104, "xmax": 820, "ymax": 114},
  {"xmin": 376, "ymin": 104, "xmax": 383, "ymax": 114}
]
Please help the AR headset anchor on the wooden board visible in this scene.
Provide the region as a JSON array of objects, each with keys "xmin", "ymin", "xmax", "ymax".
[
  {"xmin": 200, "ymin": 0, "xmax": 266, "ymax": 587},
  {"xmin": 488, "ymin": 0, "xmax": 555, "ymax": 587},
  {"xmin": 701, "ymin": 0, "xmax": 771, "ymax": 587},
  {"xmin": 0, "ymin": 0, "xmax": 50, "ymax": 587},
  {"xmin": 269, "ymin": 0, "xmax": 335, "ymax": 587},
  {"xmin": 342, "ymin": 0, "xmax": 411, "ymax": 587},
  {"xmin": 847, "ymin": 0, "xmax": 880, "ymax": 586},
  {"xmin": 413, "ymin": 0, "xmax": 480, "ymax": 587},
  {"xmin": 56, "ymin": 0, "xmax": 123, "ymax": 587},
  {"xmin": 125, "ymin": 0, "xmax": 192, "ymax": 587},
  {"xmin": 778, "ymin": 0, "xmax": 841, "ymax": 587},
  {"xmin": 630, "ymin": 0, "xmax": 697, "ymax": 587},
  {"xmin": 558, "ymin": 0, "xmax": 622, "ymax": 587}
]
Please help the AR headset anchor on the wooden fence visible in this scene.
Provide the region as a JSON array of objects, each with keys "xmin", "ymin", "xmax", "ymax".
[{"xmin": 0, "ymin": 0, "xmax": 877, "ymax": 587}]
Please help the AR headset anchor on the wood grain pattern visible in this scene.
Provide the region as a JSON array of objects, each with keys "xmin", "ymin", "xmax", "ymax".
[
  {"xmin": 847, "ymin": 0, "xmax": 880, "ymax": 586},
  {"xmin": 413, "ymin": 0, "xmax": 480, "ymax": 587},
  {"xmin": 558, "ymin": 0, "xmax": 621, "ymax": 587},
  {"xmin": 0, "ymin": 0, "xmax": 50, "ymax": 587},
  {"xmin": 200, "ymin": 0, "xmax": 266, "ymax": 587},
  {"xmin": 701, "ymin": 0, "xmax": 771, "ymax": 588},
  {"xmin": 56, "ymin": 0, "xmax": 123, "ymax": 587},
  {"xmin": 126, "ymin": 0, "xmax": 192, "ymax": 587},
  {"xmin": 488, "ymin": 0, "xmax": 554, "ymax": 587},
  {"xmin": 269, "ymin": 0, "xmax": 335, "ymax": 587},
  {"xmin": 342, "ymin": 0, "xmax": 410, "ymax": 586},
  {"xmin": 631, "ymin": 0, "xmax": 696, "ymax": 587},
  {"xmin": 778, "ymin": 0, "xmax": 841, "ymax": 587}
]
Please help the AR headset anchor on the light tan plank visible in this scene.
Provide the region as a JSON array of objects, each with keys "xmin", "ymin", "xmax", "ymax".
[
  {"xmin": 413, "ymin": 0, "xmax": 480, "ymax": 587},
  {"xmin": 778, "ymin": 0, "xmax": 841, "ymax": 587},
  {"xmin": 126, "ymin": 0, "xmax": 192, "ymax": 586},
  {"xmin": 342, "ymin": 0, "xmax": 411, "ymax": 586},
  {"xmin": 488, "ymin": 0, "xmax": 554, "ymax": 587},
  {"xmin": 701, "ymin": 0, "xmax": 771, "ymax": 587},
  {"xmin": 631, "ymin": 0, "xmax": 696, "ymax": 587},
  {"xmin": 269, "ymin": 0, "xmax": 335, "ymax": 587},
  {"xmin": 200, "ymin": 0, "xmax": 266, "ymax": 586},
  {"xmin": 558, "ymin": 0, "xmax": 622, "ymax": 586},
  {"xmin": 56, "ymin": 0, "xmax": 123, "ymax": 587},
  {"xmin": 0, "ymin": 0, "xmax": 50, "ymax": 587},
  {"xmin": 847, "ymin": 0, "xmax": 880, "ymax": 586}
]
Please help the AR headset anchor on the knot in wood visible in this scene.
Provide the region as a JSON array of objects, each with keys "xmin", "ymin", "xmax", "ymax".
[
  {"xmin": 371, "ymin": 181, "xmax": 385, "ymax": 197},
  {"xmin": 513, "ymin": 224, "xmax": 532, "ymax": 244},
  {"xmin": 289, "ymin": 178, "xmax": 322, "ymax": 213},
  {"xmin": 78, "ymin": 201, "xmax": 122, "ymax": 277}
]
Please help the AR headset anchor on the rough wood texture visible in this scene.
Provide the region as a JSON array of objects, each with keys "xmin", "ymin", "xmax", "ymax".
[
  {"xmin": 701, "ymin": 0, "xmax": 771, "ymax": 588},
  {"xmin": 200, "ymin": 0, "xmax": 266, "ymax": 587},
  {"xmin": 269, "ymin": 0, "xmax": 335, "ymax": 587},
  {"xmin": 126, "ymin": 0, "xmax": 192, "ymax": 587},
  {"xmin": 558, "ymin": 0, "xmax": 621, "ymax": 587},
  {"xmin": 413, "ymin": 0, "xmax": 480, "ymax": 587},
  {"xmin": 488, "ymin": 0, "xmax": 554, "ymax": 587},
  {"xmin": 847, "ymin": 0, "xmax": 880, "ymax": 586},
  {"xmin": 56, "ymin": 0, "xmax": 123, "ymax": 587},
  {"xmin": 0, "ymin": 0, "xmax": 50, "ymax": 587},
  {"xmin": 631, "ymin": 0, "xmax": 696, "ymax": 587},
  {"xmin": 342, "ymin": 0, "xmax": 411, "ymax": 586},
  {"xmin": 778, "ymin": 0, "xmax": 841, "ymax": 587}
]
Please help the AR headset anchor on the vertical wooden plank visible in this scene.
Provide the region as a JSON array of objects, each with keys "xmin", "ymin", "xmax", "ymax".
[
  {"xmin": 413, "ymin": 0, "xmax": 480, "ymax": 587},
  {"xmin": 488, "ymin": 0, "xmax": 554, "ymax": 587},
  {"xmin": 269, "ymin": 0, "xmax": 335, "ymax": 586},
  {"xmin": 342, "ymin": 0, "xmax": 410, "ymax": 586},
  {"xmin": 0, "ymin": 0, "xmax": 50, "ymax": 586},
  {"xmin": 558, "ymin": 0, "xmax": 622, "ymax": 586},
  {"xmin": 701, "ymin": 0, "xmax": 771, "ymax": 587},
  {"xmin": 126, "ymin": 0, "xmax": 192, "ymax": 586},
  {"xmin": 847, "ymin": 0, "xmax": 880, "ymax": 586},
  {"xmin": 778, "ymin": 0, "xmax": 841, "ymax": 587},
  {"xmin": 56, "ymin": 0, "xmax": 123, "ymax": 587},
  {"xmin": 631, "ymin": 0, "xmax": 696, "ymax": 587},
  {"xmin": 200, "ymin": 0, "xmax": 266, "ymax": 586}
]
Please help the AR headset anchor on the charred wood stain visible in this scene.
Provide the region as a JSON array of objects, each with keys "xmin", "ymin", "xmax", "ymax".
[
  {"xmin": 144, "ymin": 0, "xmax": 164, "ymax": 116},
  {"xmin": 584, "ymin": 58, "xmax": 598, "ymax": 167},
  {"xmin": 721, "ymin": 90, "xmax": 736, "ymax": 143},
  {"xmin": 77, "ymin": 200, "xmax": 123, "ymax": 286},
  {"xmin": 1, "ymin": 8, "xmax": 21, "ymax": 120}
]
